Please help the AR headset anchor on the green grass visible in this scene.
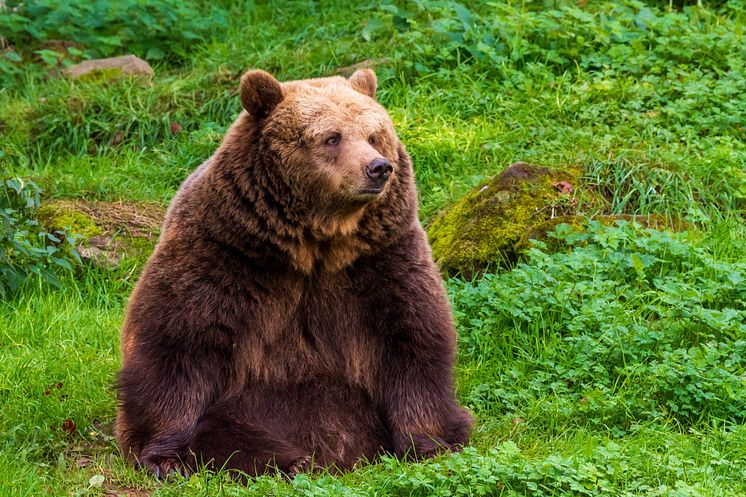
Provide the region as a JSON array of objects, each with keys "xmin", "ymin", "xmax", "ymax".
[{"xmin": 1, "ymin": 0, "xmax": 745, "ymax": 495}]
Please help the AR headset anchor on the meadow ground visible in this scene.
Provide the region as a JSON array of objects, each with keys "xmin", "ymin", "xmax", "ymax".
[{"xmin": 1, "ymin": 1, "xmax": 745, "ymax": 496}]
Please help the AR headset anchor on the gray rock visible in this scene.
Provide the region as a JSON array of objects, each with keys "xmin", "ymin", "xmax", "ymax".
[{"xmin": 63, "ymin": 54, "xmax": 153, "ymax": 79}]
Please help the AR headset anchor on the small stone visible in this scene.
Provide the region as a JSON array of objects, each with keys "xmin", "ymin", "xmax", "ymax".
[
  {"xmin": 78, "ymin": 244, "xmax": 122, "ymax": 268},
  {"xmin": 89, "ymin": 474, "xmax": 105, "ymax": 487},
  {"xmin": 63, "ymin": 55, "xmax": 153, "ymax": 80}
]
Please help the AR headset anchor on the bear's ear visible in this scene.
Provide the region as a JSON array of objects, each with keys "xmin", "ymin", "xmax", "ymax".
[
  {"xmin": 348, "ymin": 68, "xmax": 377, "ymax": 99},
  {"xmin": 240, "ymin": 70, "xmax": 284, "ymax": 119}
]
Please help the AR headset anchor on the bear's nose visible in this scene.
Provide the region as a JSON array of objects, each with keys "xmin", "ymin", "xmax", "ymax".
[{"xmin": 365, "ymin": 158, "xmax": 393, "ymax": 184}]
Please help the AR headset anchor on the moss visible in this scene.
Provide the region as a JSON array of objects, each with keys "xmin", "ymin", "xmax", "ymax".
[
  {"xmin": 75, "ymin": 67, "xmax": 126, "ymax": 83},
  {"xmin": 124, "ymin": 235, "xmax": 157, "ymax": 260},
  {"xmin": 37, "ymin": 201, "xmax": 102, "ymax": 239},
  {"xmin": 0, "ymin": 101, "xmax": 34, "ymax": 149},
  {"xmin": 427, "ymin": 162, "xmax": 603, "ymax": 275}
]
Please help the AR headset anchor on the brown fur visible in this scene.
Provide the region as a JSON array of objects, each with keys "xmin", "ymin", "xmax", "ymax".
[{"xmin": 115, "ymin": 69, "xmax": 473, "ymax": 478}]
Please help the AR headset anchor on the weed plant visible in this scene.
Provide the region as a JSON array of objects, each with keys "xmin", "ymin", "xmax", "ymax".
[{"xmin": 0, "ymin": 178, "xmax": 81, "ymax": 298}]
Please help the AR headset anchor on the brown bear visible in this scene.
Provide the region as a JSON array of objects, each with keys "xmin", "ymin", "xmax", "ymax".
[{"xmin": 115, "ymin": 68, "xmax": 473, "ymax": 478}]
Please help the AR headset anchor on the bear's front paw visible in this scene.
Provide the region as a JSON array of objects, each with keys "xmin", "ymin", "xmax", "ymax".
[
  {"xmin": 141, "ymin": 454, "xmax": 190, "ymax": 480},
  {"xmin": 397, "ymin": 433, "xmax": 450, "ymax": 460},
  {"xmin": 444, "ymin": 407, "xmax": 475, "ymax": 448}
]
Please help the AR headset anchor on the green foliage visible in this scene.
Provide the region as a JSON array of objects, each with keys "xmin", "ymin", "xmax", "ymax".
[
  {"xmin": 36, "ymin": 203, "xmax": 101, "ymax": 240},
  {"xmin": 0, "ymin": 178, "xmax": 81, "ymax": 297},
  {"xmin": 401, "ymin": 0, "xmax": 744, "ymax": 137},
  {"xmin": 0, "ymin": 0, "xmax": 229, "ymax": 89},
  {"xmin": 150, "ymin": 435, "xmax": 745, "ymax": 496},
  {"xmin": 452, "ymin": 222, "xmax": 746, "ymax": 427},
  {"xmin": 1, "ymin": 0, "xmax": 745, "ymax": 495}
]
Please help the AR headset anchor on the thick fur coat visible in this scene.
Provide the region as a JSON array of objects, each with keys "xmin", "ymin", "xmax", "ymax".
[{"xmin": 115, "ymin": 69, "xmax": 473, "ymax": 477}]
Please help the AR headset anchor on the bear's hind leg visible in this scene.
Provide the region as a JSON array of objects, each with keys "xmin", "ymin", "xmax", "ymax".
[{"xmin": 190, "ymin": 412, "xmax": 307, "ymax": 478}]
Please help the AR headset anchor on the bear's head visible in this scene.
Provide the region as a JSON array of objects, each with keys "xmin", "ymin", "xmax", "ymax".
[{"xmin": 239, "ymin": 69, "xmax": 401, "ymax": 220}]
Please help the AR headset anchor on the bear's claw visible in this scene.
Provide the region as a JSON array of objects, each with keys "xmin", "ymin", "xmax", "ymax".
[
  {"xmin": 145, "ymin": 456, "xmax": 189, "ymax": 481},
  {"xmin": 287, "ymin": 455, "xmax": 313, "ymax": 478}
]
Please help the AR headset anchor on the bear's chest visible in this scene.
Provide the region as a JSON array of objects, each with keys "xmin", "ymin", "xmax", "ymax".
[{"xmin": 236, "ymin": 269, "xmax": 378, "ymax": 387}]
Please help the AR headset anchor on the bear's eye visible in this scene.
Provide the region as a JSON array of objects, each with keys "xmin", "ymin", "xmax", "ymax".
[
  {"xmin": 368, "ymin": 135, "xmax": 376, "ymax": 145},
  {"xmin": 325, "ymin": 134, "xmax": 341, "ymax": 146}
]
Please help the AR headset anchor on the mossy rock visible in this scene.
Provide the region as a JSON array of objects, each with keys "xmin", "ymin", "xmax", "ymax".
[
  {"xmin": 62, "ymin": 55, "xmax": 154, "ymax": 81},
  {"xmin": 427, "ymin": 162, "xmax": 604, "ymax": 275},
  {"xmin": 37, "ymin": 199, "xmax": 165, "ymax": 267}
]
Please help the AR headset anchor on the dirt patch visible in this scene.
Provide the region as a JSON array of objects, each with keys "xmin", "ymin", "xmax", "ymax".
[
  {"xmin": 43, "ymin": 199, "xmax": 164, "ymax": 239},
  {"xmin": 61, "ymin": 424, "xmax": 153, "ymax": 497},
  {"xmin": 38, "ymin": 199, "xmax": 165, "ymax": 267},
  {"xmin": 103, "ymin": 483, "xmax": 151, "ymax": 497}
]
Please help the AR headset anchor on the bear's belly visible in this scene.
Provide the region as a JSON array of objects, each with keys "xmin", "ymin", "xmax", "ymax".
[{"xmin": 207, "ymin": 377, "xmax": 389, "ymax": 469}]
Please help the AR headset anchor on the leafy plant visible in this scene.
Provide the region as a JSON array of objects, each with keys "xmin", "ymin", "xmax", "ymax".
[
  {"xmin": 451, "ymin": 221, "xmax": 746, "ymax": 426},
  {"xmin": 0, "ymin": 178, "xmax": 81, "ymax": 297},
  {"xmin": 371, "ymin": 1, "xmax": 746, "ymax": 144}
]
